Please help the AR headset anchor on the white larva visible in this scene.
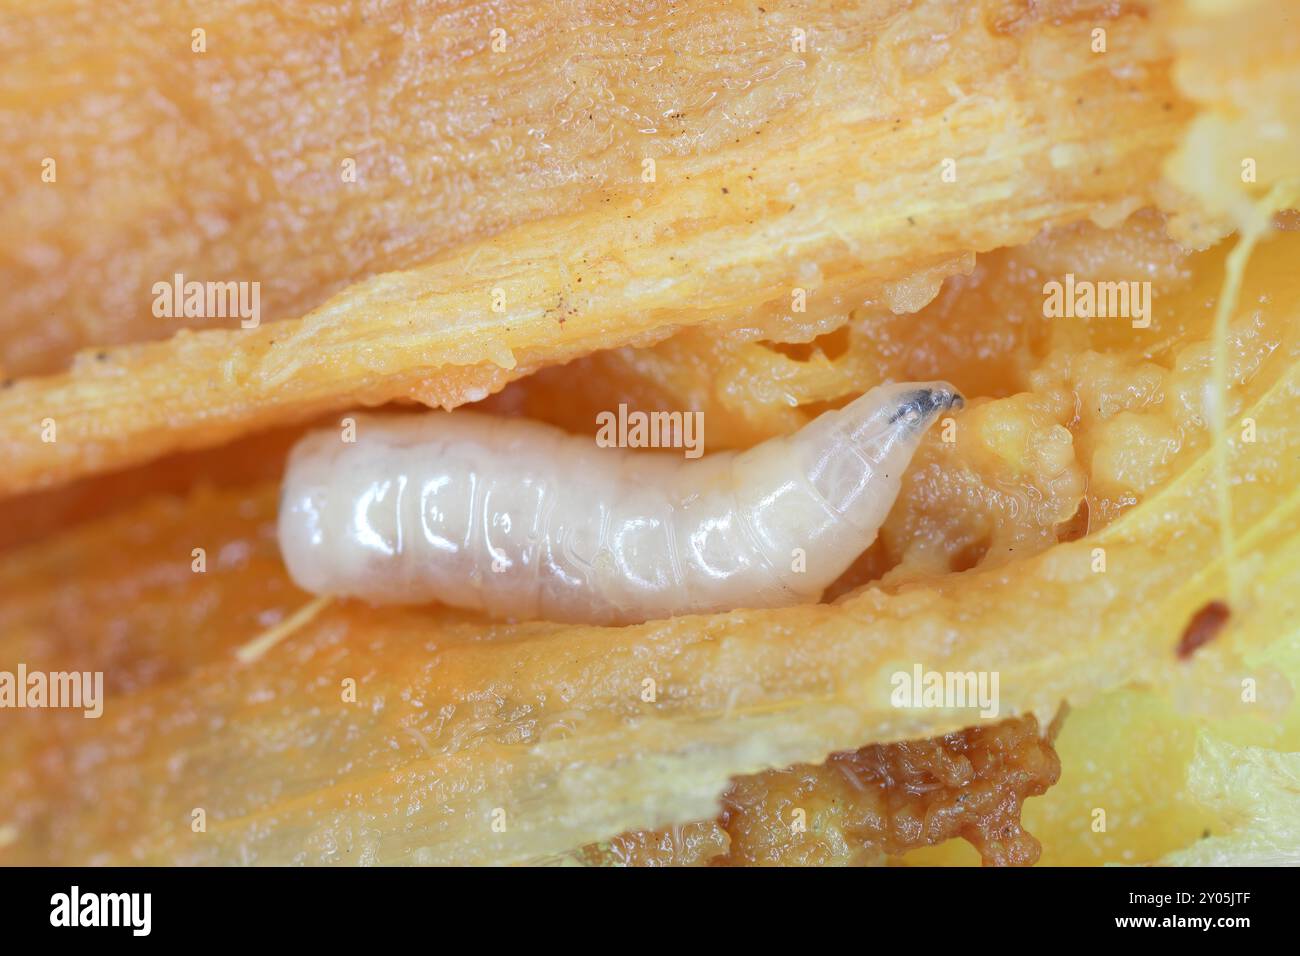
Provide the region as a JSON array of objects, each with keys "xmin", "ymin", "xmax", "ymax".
[{"xmin": 277, "ymin": 380, "xmax": 962, "ymax": 626}]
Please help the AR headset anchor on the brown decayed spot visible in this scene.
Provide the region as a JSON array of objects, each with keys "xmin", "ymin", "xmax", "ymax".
[
  {"xmin": 1177, "ymin": 600, "xmax": 1230, "ymax": 659},
  {"xmin": 578, "ymin": 715, "xmax": 1061, "ymax": 866}
]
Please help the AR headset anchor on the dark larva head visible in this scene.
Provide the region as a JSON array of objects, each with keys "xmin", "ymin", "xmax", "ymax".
[
  {"xmin": 803, "ymin": 380, "xmax": 965, "ymax": 453},
  {"xmin": 888, "ymin": 385, "xmax": 965, "ymax": 435},
  {"xmin": 793, "ymin": 379, "xmax": 965, "ymax": 544}
]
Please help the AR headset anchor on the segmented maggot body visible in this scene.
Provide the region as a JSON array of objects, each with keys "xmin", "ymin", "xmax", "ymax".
[{"xmin": 277, "ymin": 381, "xmax": 962, "ymax": 625}]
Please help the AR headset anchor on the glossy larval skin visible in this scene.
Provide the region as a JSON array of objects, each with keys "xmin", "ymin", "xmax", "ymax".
[{"xmin": 278, "ymin": 381, "xmax": 961, "ymax": 624}]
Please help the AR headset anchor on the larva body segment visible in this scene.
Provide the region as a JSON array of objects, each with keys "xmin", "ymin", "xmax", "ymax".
[{"xmin": 278, "ymin": 381, "xmax": 961, "ymax": 625}]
